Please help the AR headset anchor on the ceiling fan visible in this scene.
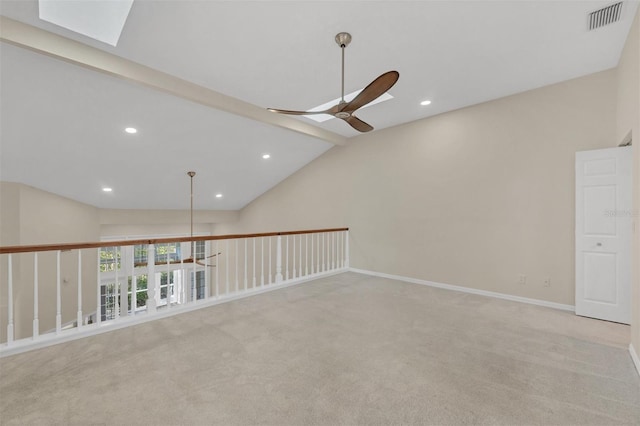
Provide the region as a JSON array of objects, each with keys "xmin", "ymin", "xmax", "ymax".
[{"xmin": 268, "ymin": 32, "xmax": 399, "ymax": 133}]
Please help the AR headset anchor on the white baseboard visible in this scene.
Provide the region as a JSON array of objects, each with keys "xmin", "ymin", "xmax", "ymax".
[
  {"xmin": 630, "ymin": 344, "xmax": 640, "ymax": 377},
  {"xmin": 349, "ymin": 268, "xmax": 575, "ymax": 312}
]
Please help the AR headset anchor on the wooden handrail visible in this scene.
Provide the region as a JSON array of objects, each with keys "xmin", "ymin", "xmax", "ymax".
[{"xmin": 0, "ymin": 228, "xmax": 349, "ymax": 254}]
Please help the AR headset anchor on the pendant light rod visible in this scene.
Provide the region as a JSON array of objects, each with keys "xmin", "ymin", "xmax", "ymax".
[{"xmin": 187, "ymin": 171, "xmax": 195, "ymax": 258}]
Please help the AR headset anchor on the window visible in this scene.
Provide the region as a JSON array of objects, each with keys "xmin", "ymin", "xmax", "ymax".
[
  {"xmin": 193, "ymin": 270, "xmax": 205, "ymax": 300},
  {"xmin": 98, "ymin": 238, "xmax": 208, "ymax": 320},
  {"xmin": 100, "ymin": 247, "xmax": 121, "ymax": 272}
]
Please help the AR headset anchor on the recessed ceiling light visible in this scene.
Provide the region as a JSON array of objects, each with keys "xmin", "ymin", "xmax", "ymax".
[
  {"xmin": 420, "ymin": 100, "xmax": 432, "ymax": 106},
  {"xmin": 102, "ymin": 187, "xmax": 113, "ymax": 192},
  {"xmin": 215, "ymin": 193, "xmax": 223, "ymax": 198},
  {"xmin": 262, "ymin": 154, "xmax": 271, "ymax": 159},
  {"xmin": 125, "ymin": 127, "xmax": 137, "ymax": 134}
]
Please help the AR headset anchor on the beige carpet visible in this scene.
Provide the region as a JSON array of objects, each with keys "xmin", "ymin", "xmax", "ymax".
[{"xmin": 1, "ymin": 272, "xmax": 638, "ymax": 425}]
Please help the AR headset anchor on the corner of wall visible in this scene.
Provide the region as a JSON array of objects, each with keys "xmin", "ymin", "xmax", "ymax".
[{"xmin": 630, "ymin": 343, "xmax": 640, "ymax": 377}]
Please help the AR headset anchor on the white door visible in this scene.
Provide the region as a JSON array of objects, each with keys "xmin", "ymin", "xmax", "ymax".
[{"xmin": 575, "ymin": 146, "xmax": 632, "ymax": 324}]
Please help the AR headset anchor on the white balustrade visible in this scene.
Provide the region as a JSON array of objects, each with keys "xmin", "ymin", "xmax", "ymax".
[{"xmin": 0, "ymin": 229, "xmax": 348, "ymax": 356}]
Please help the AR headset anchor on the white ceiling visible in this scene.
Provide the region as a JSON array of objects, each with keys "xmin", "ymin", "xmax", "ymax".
[{"xmin": 1, "ymin": 0, "xmax": 638, "ymax": 210}]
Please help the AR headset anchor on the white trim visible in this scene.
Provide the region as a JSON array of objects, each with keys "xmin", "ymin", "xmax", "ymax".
[
  {"xmin": 630, "ymin": 344, "xmax": 640, "ymax": 377},
  {"xmin": 349, "ymin": 268, "xmax": 575, "ymax": 312},
  {"xmin": 0, "ymin": 268, "xmax": 347, "ymax": 358}
]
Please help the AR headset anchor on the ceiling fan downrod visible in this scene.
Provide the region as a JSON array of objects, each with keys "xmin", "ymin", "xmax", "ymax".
[{"xmin": 335, "ymin": 32, "xmax": 351, "ymax": 105}]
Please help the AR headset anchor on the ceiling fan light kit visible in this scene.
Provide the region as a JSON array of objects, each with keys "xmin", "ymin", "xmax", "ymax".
[{"xmin": 268, "ymin": 32, "xmax": 399, "ymax": 133}]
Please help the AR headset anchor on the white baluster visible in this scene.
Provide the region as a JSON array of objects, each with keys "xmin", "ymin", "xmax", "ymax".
[
  {"xmin": 338, "ymin": 232, "xmax": 342, "ymax": 269},
  {"xmin": 285, "ymin": 235, "xmax": 289, "ymax": 281},
  {"xmin": 260, "ymin": 237, "xmax": 264, "ymax": 287},
  {"xmin": 235, "ymin": 239, "xmax": 239, "ymax": 293},
  {"xmin": 166, "ymin": 245, "xmax": 171, "ymax": 309},
  {"xmin": 275, "ymin": 235, "xmax": 283, "ymax": 283},
  {"xmin": 179, "ymin": 255, "xmax": 184, "ymax": 305},
  {"xmin": 244, "ymin": 239, "xmax": 248, "ymax": 291},
  {"xmin": 299, "ymin": 234, "xmax": 302, "ymax": 278},
  {"xmin": 131, "ymin": 274, "xmax": 138, "ymax": 312},
  {"xmin": 327, "ymin": 233, "xmax": 330, "ymax": 271},
  {"xmin": 332, "ymin": 232, "xmax": 336, "ymax": 270},
  {"xmin": 114, "ymin": 247, "xmax": 120, "ymax": 320},
  {"xmin": 330, "ymin": 233, "xmax": 333, "ymax": 270},
  {"xmin": 345, "ymin": 230, "xmax": 350, "ymax": 268},
  {"xmin": 192, "ymin": 243, "xmax": 197, "ymax": 301},
  {"xmin": 96, "ymin": 249, "xmax": 102, "ymax": 325},
  {"xmin": 305, "ymin": 234, "xmax": 309, "ymax": 276},
  {"xmin": 226, "ymin": 239, "xmax": 230, "ymax": 295},
  {"xmin": 77, "ymin": 251, "xmax": 83, "ymax": 328},
  {"xmin": 252, "ymin": 238, "xmax": 256, "ymax": 288},
  {"xmin": 268, "ymin": 236, "xmax": 272, "ymax": 285},
  {"xmin": 204, "ymin": 241, "xmax": 210, "ymax": 300},
  {"xmin": 56, "ymin": 250, "xmax": 62, "ymax": 334},
  {"xmin": 292, "ymin": 235, "xmax": 296, "ymax": 279},
  {"xmin": 147, "ymin": 244, "xmax": 157, "ymax": 312},
  {"xmin": 340, "ymin": 232, "xmax": 342, "ymax": 268},
  {"xmin": 321, "ymin": 232, "xmax": 327, "ymax": 272},
  {"xmin": 336, "ymin": 232, "xmax": 340, "ymax": 269},
  {"xmin": 318, "ymin": 233, "xmax": 321, "ymax": 273},
  {"xmin": 327, "ymin": 232, "xmax": 333, "ymax": 271},
  {"xmin": 33, "ymin": 252, "xmax": 39, "ymax": 338},
  {"xmin": 312, "ymin": 233, "xmax": 316, "ymax": 274},
  {"xmin": 328, "ymin": 233, "xmax": 331, "ymax": 271},
  {"xmin": 328, "ymin": 233, "xmax": 332, "ymax": 271},
  {"xmin": 215, "ymin": 240, "xmax": 219, "ymax": 298},
  {"xmin": 7, "ymin": 254, "xmax": 14, "ymax": 344},
  {"xmin": 120, "ymin": 246, "xmax": 128, "ymax": 316}
]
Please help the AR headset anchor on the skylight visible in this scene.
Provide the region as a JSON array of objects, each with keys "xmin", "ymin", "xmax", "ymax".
[
  {"xmin": 305, "ymin": 89, "xmax": 394, "ymax": 123},
  {"xmin": 38, "ymin": 0, "xmax": 134, "ymax": 46}
]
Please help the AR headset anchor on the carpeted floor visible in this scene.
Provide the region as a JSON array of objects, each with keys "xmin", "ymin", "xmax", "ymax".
[{"xmin": 1, "ymin": 272, "xmax": 638, "ymax": 425}]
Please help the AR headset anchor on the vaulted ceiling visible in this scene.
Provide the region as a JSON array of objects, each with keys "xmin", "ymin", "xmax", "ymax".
[{"xmin": 1, "ymin": 1, "xmax": 637, "ymax": 209}]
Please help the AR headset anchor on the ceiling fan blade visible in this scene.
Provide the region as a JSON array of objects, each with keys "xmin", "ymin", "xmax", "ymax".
[
  {"xmin": 341, "ymin": 71, "xmax": 399, "ymax": 113},
  {"xmin": 267, "ymin": 108, "xmax": 332, "ymax": 115},
  {"xmin": 343, "ymin": 115, "xmax": 374, "ymax": 133}
]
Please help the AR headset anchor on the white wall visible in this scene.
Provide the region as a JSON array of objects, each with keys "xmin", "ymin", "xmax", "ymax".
[
  {"xmin": 616, "ymin": 8, "xmax": 640, "ymax": 358},
  {"xmin": 217, "ymin": 69, "xmax": 618, "ymax": 307},
  {"xmin": 0, "ymin": 182, "xmax": 100, "ymax": 340}
]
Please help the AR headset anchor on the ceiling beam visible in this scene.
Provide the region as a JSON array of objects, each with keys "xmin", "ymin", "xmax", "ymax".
[{"xmin": 0, "ymin": 16, "xmax": 347, "ymax": 146}]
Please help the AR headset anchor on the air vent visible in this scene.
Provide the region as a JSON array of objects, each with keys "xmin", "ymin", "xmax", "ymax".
[{"xmin": 588, "ymin": 2, "xmax": 623, "ymax": 31}]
